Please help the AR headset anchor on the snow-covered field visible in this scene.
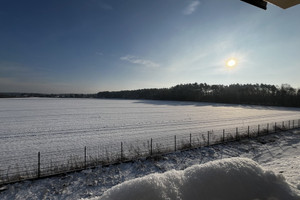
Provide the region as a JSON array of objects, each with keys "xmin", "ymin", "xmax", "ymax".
[
  {"xmin": 1, "ymin": 98, "xmax": 300, "ymax": 151},
  {"xmin": 1, "ymin": 129, "xmax": 300, "ymax": 200},
  {"xmin": 1, "ymin": 98, "xmax": 300, "ymax": 184}
]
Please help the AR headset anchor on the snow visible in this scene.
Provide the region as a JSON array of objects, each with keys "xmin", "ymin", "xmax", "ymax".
[
  {"xmin": 1, "ymin": 129, "xmax": 300, "ymax": 200},
  {"xmin": 97, "ymin": 158, "xmax": 298, "ymax": 200},
  {"xmin": 1, "ymin": 98, "xmax": 300, "ymax": 153},
  {"xmin": 1, "ymin": 98, "xmax": 300, "ymax": 180}
]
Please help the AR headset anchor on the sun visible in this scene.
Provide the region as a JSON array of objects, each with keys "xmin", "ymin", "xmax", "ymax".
[{"xmin": 226, "ymin": 58, "xmax": 237, "ymax": 68}]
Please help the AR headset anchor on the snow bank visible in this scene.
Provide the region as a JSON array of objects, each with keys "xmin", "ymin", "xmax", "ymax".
[{"xmin": 88, "ymin": 158, "xmax": 299, "ymax": 200}]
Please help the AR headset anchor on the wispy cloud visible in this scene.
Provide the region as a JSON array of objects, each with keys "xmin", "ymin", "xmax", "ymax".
[
  {"xmin": 0, "ymin": 62, "xmax": 31, "ymax": 78},
  {"xmin": 0, "ymin": 77, "xmax": 88, "ymax": 93},
  {"xmin": 120, "ymin": 55, "xmax": 160, "ymax": 68},
  {"xmin": 183, "ymin": 1, "xmax": 201, "ymax": 15}
]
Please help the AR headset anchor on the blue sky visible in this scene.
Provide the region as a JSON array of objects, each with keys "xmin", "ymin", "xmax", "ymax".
[{"xmin": 0, "ymin": 0, "xmax": 300, "ymax": 93}]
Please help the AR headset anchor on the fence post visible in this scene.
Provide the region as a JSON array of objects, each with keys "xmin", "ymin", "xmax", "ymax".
[
  {"xmin": 223, "ymin": 129, "xmax": 225, "ymax": 143},
  {"xmin": 293, "ymin": 120, "xmax": 295, "ymax": 129},
  {"xmin": 190, "ymin": 133, "xmax": 192, "ymax": 148},
  {"xmin": 150, "ymin": 138, "xmax": 153, "ymax": 156},
  {"xmin": 207, "ymin": 131, "xmax": 210, "ymax": 146},
  {"xmin": 248, "ymin": 126, "xmax": 250, "ymax": 138},
  {"xmin": 38, "ymin": 152, "xmax": 41, "ymax": 178},
  {"xmin": 174, "ymin": 135, "xmax": 177, "ymax": 151},
  {"xmin": 121, "ymin": 142, "xmax": 123, "ymax": 161},
  {"xmin": 84, "ymin": 146, "xmax": 87, "ymax": 169}
]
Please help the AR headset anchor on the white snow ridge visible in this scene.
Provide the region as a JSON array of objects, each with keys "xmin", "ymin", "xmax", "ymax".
[{"xmin": 85, "ymin": 158, "xmax": 299, "ymax": 200}]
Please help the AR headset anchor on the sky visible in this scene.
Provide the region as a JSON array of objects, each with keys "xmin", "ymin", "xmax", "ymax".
[{"xmin": 0, "ymin": 0, "xmax": 300, "ymax": 93}]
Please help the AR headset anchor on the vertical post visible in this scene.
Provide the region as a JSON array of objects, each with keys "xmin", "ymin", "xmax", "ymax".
[
  {"xmin": 207, "ymin": 131, "xmax": 210, "ymax": 146},
  {"xmin": 121, "ymin": 142, "xmax": 123, "ymax": 161},
  {"xmin": 248, "ymin": 126, "xmax": 250, "ymax": 138},
  {"xmin": 84, "ymin": 146, "xmax": 87, "ymax": 169},
  {"xmin": 190, "ymin": 133, "xmax": 192, "ymax": 148},
  {"xmin": 223, "ymin": 129, "xmax": 225, "ymax": 143},
  {"xmin": 150, "ymin": 138, "xmax": 153, "ymax": 156},
  {"xmin": 199, "ymin": 133, "xmax": 202, "ymax": 147},
  {"xmin": 293, "ymin": 120, "xmax": 295, "ymax": 129},
  {"xmin": 38, "ymin": 152, "xmax": 41, "ymax": 178},
  {"xmin": 174, "ymin": 135, "xmax": 177, "ymax": 151}
]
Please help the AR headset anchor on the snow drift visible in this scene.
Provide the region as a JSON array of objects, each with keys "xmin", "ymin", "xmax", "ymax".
[{"xmin": 89, "ymin": 158, "xmax": 299, "ymax": 200}]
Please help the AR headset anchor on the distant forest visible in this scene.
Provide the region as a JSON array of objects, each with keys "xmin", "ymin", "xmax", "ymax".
[
  {"xmin": 97, "ymin": 83, "xmax": 300, "ymax": 108},
  {"xmin": 1, "ymin": 83, "xmax": 300, "ymax": 108}
]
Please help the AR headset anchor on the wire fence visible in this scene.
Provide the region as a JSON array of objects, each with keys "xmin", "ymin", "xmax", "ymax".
[{"xmin": 0, "ymin": 119, "xmax": 300, "ymax": 186}]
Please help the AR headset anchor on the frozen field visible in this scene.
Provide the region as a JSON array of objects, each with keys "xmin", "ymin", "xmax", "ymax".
[{"xmin": 1, "ymin": 98, "xmax": 300, "ymax": 183}]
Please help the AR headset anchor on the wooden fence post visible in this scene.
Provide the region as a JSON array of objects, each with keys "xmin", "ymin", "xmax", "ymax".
[
  {"xmin": 248, "ymin": 126, "xmax": 250, "ymax": 138},
  {"xmin": 293, "ymin": 120, "xmax": 295, "ymax": 129},
  {"xmin": 38, "ymin": 152, "xmax": 41, "ymax": 178},
  {"xmin": 121, "ymin": 142, "xmax": 123, "ymax": 161},
  {"xmin": 174, "ymin": 135, "xmax": 177, "ymax": 151},
  {"xmin": 150, "ymin": 138, "xmax": 153, "ymax": 156},
  {"xmin": 84, "ymin": 146, "xmax": 87, "ymax": 169},
  {"xmin": 207, "ymin": 131, "xmax": 210, "ymax": 146}
]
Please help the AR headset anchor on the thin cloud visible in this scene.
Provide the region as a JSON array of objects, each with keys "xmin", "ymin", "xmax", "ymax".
[
  {"xmin": 183, "ymin": 1, "xmax": 201, "ymax": 15},
  {"xmin": 120, "ymin": 55, "xmax": 160, "ymax": 68},
  {"xmin": 0, "ymin": 62, "xmax": 31, "ymax": 78},
  {"xmin": 0, "ymin": 77, "xmax": 87, "ymax": 93}
]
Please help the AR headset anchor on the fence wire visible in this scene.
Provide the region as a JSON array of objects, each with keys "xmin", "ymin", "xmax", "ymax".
[{"xmin": 1, "ymin": 119, "xmax": 299, "ymax": 185}]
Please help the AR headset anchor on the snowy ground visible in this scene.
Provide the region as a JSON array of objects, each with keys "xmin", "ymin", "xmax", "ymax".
[
  {"xmin": 97, "ymin": 158, "xmax": 299, "ymax": 200},
  {"xmin": 1, "ymin": 129, "xmax": 300, "ymax": 200},
  {"xmin": 1, "ymin": 98, "xmax": 300, "ymax": 182},
  {"xmin": 2, "ymin": 98, "xmax": 300, "ymax": 155}
]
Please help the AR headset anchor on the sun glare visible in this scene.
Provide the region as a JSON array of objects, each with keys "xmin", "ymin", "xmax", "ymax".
[{"xmin": 226, "ymin": 58, "xmax": 237, "ymax": 68}]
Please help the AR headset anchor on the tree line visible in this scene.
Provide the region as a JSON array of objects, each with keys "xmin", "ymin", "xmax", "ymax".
[
  {"xmin": 0, "ymin": 93, "xmax": 96, "ymax": 98},
  {"xmin": 97, "ymin": 83, "xmax": 300, "ymax": 107}
]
